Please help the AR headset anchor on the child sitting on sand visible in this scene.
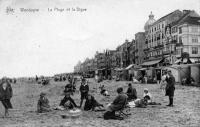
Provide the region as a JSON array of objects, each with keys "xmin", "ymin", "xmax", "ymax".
[
  {"xmin": 143, "ymin": 88, "xmax": 152, "ymax": 103},
  {"xmin": 143, "ymin": 88, "xmax": 161, "ymax": 105},
  {"xmin": 84, "ymin": 94, "xmax": 104, "ymax": 111},
  {"xmin": 37, "ymin": 92, "xmax": 51, "ymax": 113},
  {"xmin": 99, "ymin": 85, "xmax": 109, "ymax": 96},
  {"xmin": 59, "ymin": 89, "xmax": 77, "ymax": 110}
]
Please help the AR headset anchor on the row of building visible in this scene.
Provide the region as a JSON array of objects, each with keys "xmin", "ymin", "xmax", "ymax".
[{"xmin": 74, "ymin": 9, "xmax": 200, "ymax": 79}]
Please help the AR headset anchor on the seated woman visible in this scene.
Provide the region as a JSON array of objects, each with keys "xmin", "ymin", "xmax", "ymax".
[
  {"xmin": 126, "ymin": 83, "xmax": 137, "ymax": 101},
  {"xmin": 37, "ymin": 92, "xmax": 51, "ymax": 113},
  {"xmin": 59, "ymin": 90, "xmax": 77, "ymax": 110},
  {"xmin": 84, "ymin": 94, "xmax": 104, "ymax": 111},
  {"xmin": 104, "ymin": 87, "xmax": 128, "ymax": 120}
]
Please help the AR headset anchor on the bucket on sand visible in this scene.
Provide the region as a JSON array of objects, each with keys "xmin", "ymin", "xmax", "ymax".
[{"xmin": 61, "ymin": 109, "xmax": 82, "ymax": 119}]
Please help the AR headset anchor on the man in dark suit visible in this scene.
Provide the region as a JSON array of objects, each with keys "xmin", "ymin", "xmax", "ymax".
[
  {"xmin": 79, "ymin": 79, "xmax": 89, "ymax": 108},
  {"xmin": 165, "ymin": 70, "xmax": 175, "ymax": 107}
]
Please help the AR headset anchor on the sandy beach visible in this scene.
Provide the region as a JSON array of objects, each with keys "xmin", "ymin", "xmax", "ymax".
[{"xmin": 0, "ymin": 78, "xmax": 200, "ymax": 127}]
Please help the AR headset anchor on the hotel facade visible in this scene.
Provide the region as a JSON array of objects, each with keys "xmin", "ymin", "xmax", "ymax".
[{"xmin": 143, "ymin": 10, "xmax": 200, "ymax": 66}]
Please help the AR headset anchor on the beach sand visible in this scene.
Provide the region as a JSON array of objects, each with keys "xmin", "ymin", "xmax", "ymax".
[{"xmin": 0, "ymin": 78, "xmax": 200, "ymax": 127}]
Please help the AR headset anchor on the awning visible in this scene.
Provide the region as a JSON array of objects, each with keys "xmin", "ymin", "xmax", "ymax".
[
  {"xmin": 141, "ymin": 59, "xmax": 162, "ymax": 66},
  {"xmin": 125, "ymin": 64, "xmax": 135, "ymax": 70},
  {"xmin": 175, "ymin": 59, "xmax": 181, "ymax": 64},
  {"xmin": 138, "ymin": 68, "xmax": 147, "ymax": 71},
  {"xmin": 97, "ymin": 68, "xmax": 106, "ymax": 71},
  {"xmin": 114, "ymin": 68, "xmax": 125, "ymax": 71}
]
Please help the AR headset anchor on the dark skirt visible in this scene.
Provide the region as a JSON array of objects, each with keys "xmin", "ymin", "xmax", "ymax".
[
  {"xmin": 165, "ymin": 87, "xmax": 175, "ymax": 97},
  {"xmin": 1, "ymin": 99, "xmax": 13, "ymax": 109}
]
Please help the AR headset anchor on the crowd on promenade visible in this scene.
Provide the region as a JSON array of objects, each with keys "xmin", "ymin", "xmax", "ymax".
[{"xmin": 0, "ymin": 69, "xmax": 175, "ymax": 120}]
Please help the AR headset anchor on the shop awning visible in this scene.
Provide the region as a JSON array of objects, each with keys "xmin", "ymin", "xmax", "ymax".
[
  {"xmin": 97, "ymin": 68, "xmax": 106, "ymax": 71},
  {"xmin": 138, "ymin": 68, "xmax": 147, "ymax": 71},
  {"xmin": 125, "ymin": 64, "xmax": 135, "ymax": 70},
  {"xmin": 174, "ymin": 59, "xmax": 181, "ymax": 64},
  {"xmin": 141, "ymin": 59, "xmax": 162, "ymax": 66},
  {"xmin": 114, "ymin": 68, "xmax": 125, "ymax": 71}
]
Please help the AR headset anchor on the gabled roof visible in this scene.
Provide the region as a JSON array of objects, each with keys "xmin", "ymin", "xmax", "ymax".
[
  {"xmin": 152, "ymin": 10, "xmax": 182, "ymax": 25},
  {"xmin": 170, "ymin": 11, "xmax": 200, "ymax": 26},
  {"xmin": 179, "ymin": 16, "xmax": 200, "ymax": 25}
]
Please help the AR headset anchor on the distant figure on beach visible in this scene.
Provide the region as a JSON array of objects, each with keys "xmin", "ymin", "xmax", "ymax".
[
  {"xmin": 37, "ymin": 92, "xmax": 51, "ymax": 113},
  {"xmin": 84, "ymin": 94, "xmax": 104, "ymax": 111},
  {"xmin": 156, "ymin": 70, "xmax": 161, "ymax": 85},
  {"xmin": 79, "ymin": 79, "xmax": 89, "ymax": 108},
  {"xmin": 165, "ymin": 70, "xmax": 175, "ymax": 107},
  {"xmin": 35, "ymin": 75, "xmax": 38, "ymax": 82},
  {"xmin": 104, "ymin": 87, "xmax": 128, "ymax": 120},
  {"xmin": 99, "ymin": 85, "xmax": 109, "ymax": 96},
  {"xmin": 0, "ymin": 79, "xmax": 13, "ymax": 117},
  {"xmin": 126, "ymin": 83, "xmax": 137, "ymax": 101}
]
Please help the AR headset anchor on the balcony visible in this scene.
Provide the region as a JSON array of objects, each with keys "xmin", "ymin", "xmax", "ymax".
[
  {"xmin": 163, "ymin": 50, "xmax": 171, "ymax": 55},
  {"xmin": 176, "ymin": 42, "xmax": 183, "ymax": 47},
  {"xmin": 144, "ymin": 48, "xmax": 150, "ymax": 52},
  {"xmin": 155, "ymin": 54, "xmax": 163, "ymax": 58},
  {"xmin": 155, "ymin": 44, "xmax": 164, "ymax": 49}
]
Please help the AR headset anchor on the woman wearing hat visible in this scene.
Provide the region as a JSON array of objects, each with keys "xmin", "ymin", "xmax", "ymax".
[
  {"xmin": 37, "ymin": 92, "xmax": 51, "ymax": 113},
  {"xmin": 104, "ymin": 87, "xmax": 128, "ymax": 120},
  {"xmin": 0, "ymin": 79, "xmax": 13, "ymax": 117},
  {"xmin": 165, "ymin": 70, "xmax": 175, "ymax": 107}
]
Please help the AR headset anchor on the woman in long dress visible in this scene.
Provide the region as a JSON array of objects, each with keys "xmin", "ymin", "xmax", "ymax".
[{"xmin": 0, "ymin": 79, "xmax": 13, "ymax": 117}]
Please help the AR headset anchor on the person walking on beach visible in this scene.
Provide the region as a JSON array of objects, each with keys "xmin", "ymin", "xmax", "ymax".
[
  {"xmin": 165, "ymin": 70, "xmax": 175, "ymax": 107},
  {"xmin": 0, "ymin": 79, "xmax": 13, "ymax": 117}
]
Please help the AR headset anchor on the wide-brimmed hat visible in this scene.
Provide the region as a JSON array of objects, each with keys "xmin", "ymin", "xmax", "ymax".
[
  {"xmin": 40, "ymin": 92, "xmax": 46, "ymax": 97},
  {"xmin": 144, "ymin": 88, "xmax": 148, "ymax": 92}
]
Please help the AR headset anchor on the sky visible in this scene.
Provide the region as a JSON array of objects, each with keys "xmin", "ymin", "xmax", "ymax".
[{"xmin": 0, "ymin": 0, "xmax": 200, "ymax": 78}]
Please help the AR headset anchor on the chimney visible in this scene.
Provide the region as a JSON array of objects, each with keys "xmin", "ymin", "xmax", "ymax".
[{"xmin": 183, "ymin": 10, "xmax": 190, "ymax": 14}]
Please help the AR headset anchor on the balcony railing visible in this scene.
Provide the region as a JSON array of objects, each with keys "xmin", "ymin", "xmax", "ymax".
[
  {"xmin": 176, "ymin": 42, "xmax": 183, "ymax": 47},
  {"xmin": 155, "ymin": 44, "xmax": 164, "ymax": 49}
]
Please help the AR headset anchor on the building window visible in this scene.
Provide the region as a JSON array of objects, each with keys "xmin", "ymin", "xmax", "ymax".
[
  {"xmin": 192, "ymin": 37, "xmax": 198, "ymax": 43},
  {"xmin": 179, "ymin": 27, "xmax": 182, "ymax": 34},
  {"xmin": 179, "ymin": 36, "xmax": 182, "ymax": 43},
  {"xmin": 192, "ymin": 47, "xmax": 198, "ymax": 54},
  {"xmin": 191, "ymin": 27, "xmax": 198, "ymax": 33}
]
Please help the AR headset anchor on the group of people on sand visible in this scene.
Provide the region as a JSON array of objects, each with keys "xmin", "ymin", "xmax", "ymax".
[
  {"xmin": 104, "ymin": 69, "xmax": 175, "ymax": 120},
  {"xmin": 0, "ymin": 70, "xmax": 175, "ymax": 120},
  {"xmin": 37, "ymin": 78, "xmax": 105, "ymax": 113}
]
